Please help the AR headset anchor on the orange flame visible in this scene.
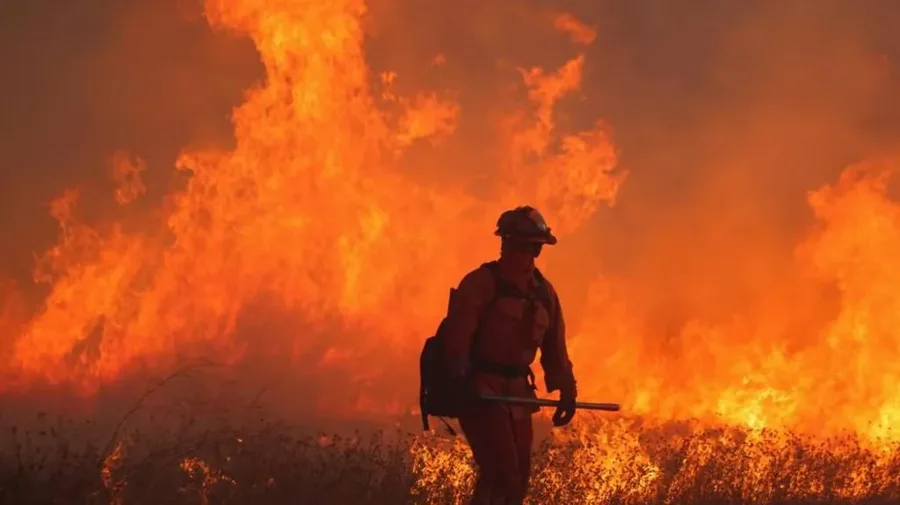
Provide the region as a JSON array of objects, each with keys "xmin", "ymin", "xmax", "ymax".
[
  {"xmin": 4, "ymin": 1, "xmax": 620, "ymax": 413},
  {"xmin": 5, "ymin": 0, "xmax": 900, "ymax": 461}
]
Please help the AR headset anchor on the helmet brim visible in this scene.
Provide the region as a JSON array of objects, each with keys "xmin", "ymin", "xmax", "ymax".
[{"xmin": 496, "ymin": 232, "xmax": 558, "ymax": 245}]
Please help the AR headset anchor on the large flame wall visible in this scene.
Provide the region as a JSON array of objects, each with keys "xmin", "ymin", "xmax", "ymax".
[{"xmin": 3, "ymin": 0, "xmax": 900, "ymax": 448}]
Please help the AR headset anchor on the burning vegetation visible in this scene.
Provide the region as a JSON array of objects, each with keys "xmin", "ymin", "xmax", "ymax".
[{"xmin": 4, "ymin": 0, "xmax": 900, "ymax": 503}]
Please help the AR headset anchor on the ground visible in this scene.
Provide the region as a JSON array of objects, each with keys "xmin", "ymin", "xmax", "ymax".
[{"xmin": 2, "ymin": 410, "xmax": 899, "ymax": 505}]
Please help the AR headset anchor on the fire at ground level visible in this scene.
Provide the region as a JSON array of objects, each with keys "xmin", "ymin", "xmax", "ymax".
[{"xmin": 1, "ymin": 385, "xmax": 900, "ymax": 505}]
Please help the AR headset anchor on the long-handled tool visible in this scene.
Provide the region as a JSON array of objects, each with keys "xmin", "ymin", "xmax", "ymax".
[{"xmin": 479, "ymin": 394, "xmax": 620, "ymax": 412}]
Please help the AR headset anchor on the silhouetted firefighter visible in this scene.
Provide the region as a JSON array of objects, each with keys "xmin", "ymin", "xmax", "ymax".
[{"xmin": 421, "ymin": 206, "xmax": 596, "ymax": 505}]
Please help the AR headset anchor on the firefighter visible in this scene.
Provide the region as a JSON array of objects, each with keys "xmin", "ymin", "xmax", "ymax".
[{"xmin": 442, "ymin": 205, "xmax": 578, "ymax": 505}]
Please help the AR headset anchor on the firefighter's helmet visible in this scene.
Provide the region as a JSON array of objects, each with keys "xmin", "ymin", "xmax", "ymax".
[{"xmin": 494, "ymin": 206, "xmax": 557, "ymax": 245}]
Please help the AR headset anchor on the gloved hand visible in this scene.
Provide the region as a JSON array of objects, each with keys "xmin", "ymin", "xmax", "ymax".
[{"xmin": 552, "ymin": 385, "xmax": 577, "ymax": 427}]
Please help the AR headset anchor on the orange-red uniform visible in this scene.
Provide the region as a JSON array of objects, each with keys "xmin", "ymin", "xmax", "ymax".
[{"xmin": 443, "ymin": 259, "xmax": 575, "ymax": 504}]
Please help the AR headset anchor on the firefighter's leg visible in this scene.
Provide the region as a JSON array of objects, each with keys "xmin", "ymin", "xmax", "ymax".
[
  {"xmin": 511, "ymin": 414, "xmax": 534, "ymax": 504},
  {"xmin": 459, "ymin": 403, "xmax": 529, "ymax": 504}
]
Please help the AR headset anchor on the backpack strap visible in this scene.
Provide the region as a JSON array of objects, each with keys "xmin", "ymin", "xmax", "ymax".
[
  {"xmin": 531, "ymin": 267, "xmax": 553, "ymax": 318},
  {"xmin": 480, "ymin": 261, "xmax": 553, "ymax": 318},
  {"xmin": 532, "ymin": 267, "xmax": 555, "ymax": 336}
]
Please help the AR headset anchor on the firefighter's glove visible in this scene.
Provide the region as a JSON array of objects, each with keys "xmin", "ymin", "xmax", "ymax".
[{"xmin": 552, "ymin": 387, "xmax": 577, "ymax": 427}]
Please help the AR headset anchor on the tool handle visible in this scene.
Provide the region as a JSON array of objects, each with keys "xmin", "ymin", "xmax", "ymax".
[{"xmin": 479, "ymin": 394, "xmax": 621, "ymax": 412}]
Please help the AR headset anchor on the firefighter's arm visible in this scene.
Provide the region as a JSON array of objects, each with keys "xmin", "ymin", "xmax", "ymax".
[
  {"xmin": 442, "ymin": 268, "xmax": 493, "ymax": 377},
  {"xmin": 539, "ymin": 288, "xmax": 577, "ymax": 395}
]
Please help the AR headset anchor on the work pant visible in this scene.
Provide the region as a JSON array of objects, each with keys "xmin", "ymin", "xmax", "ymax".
[{"xmin": 459, "ymin": 401, "xmax": 534, "ymax": 505}]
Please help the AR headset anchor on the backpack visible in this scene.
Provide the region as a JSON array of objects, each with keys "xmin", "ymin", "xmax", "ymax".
[{"xmin": 418, "ymin": 261, "xmax": 554, "ymax": 433}]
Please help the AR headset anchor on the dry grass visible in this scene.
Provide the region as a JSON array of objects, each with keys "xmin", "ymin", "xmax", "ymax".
[{"xmin": 2, "ymin": 410, "xmax": 900, "ymax": 505}]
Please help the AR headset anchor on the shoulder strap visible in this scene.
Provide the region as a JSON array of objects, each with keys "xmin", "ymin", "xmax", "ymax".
[
  {"xmin": 481, "ymin": 261, "xmax": 532, "ymax": 299},
  {"xmin": 532, "ymin": 266, "xmax": 546, "ymax": 285},
  {"xmin": 480, "ymin": 260, "xmax": 507, "ymax": 303},
  {"xmin": 480, "ymin": 262, "xmax": 555, "ymax": 326},
  {"xmin": 532, "ymin": 268, "xmax": 557, "ymax": 338},
  {"xmin": 473, "ymin": 262, "xmax": 558, "ymax": 335},
  {"xmin": 470, "ymin": 262, "xmax": 501, "ymax": 348},
  {"xmin": 532, "ymin": 268, "xmax": 552, "ymax": 308},
  {"xmin": 481, "ymin": 262, "xmax": 551, "ymax": 303}
]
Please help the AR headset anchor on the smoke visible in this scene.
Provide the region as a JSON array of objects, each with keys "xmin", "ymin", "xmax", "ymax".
[
  {"xmin": 571, "ymin": 0, "xmax": 900, "ymax": 329},
  {"xmin": 0, "ymin": 0, "xmax": 261, "ymax": 299}
]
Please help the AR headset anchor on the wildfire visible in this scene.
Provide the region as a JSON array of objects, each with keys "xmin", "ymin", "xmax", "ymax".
[
  {"xmin": 4, "ymin": 0, "xmax": 620, "ymax": 406},
  {"xmin": 4, "ymin": 0, "xmax": 900, "ymax": 502}
]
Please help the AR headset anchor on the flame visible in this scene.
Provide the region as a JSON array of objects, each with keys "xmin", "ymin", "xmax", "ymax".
[
  {"xmin": 6, "ymin": 1, "xmax": 900, "ymax": 500},
  {"xmin": 110, "ymin": 151, "xmax": 148, "ymax": 206},
  {"xmin": 181, "ymin": 456, "xmax": 236, "ymax": 505},
  {"xmin": 4, "ymin": 1, "xmax": 620, "ymax": 407},
  {"xmin": 564, "ymin": 157, "xmax": 900, "ymax": 444},
  {"xmin": 101, "ymin": 440, "xmax": 127, "ymax": 505}
]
